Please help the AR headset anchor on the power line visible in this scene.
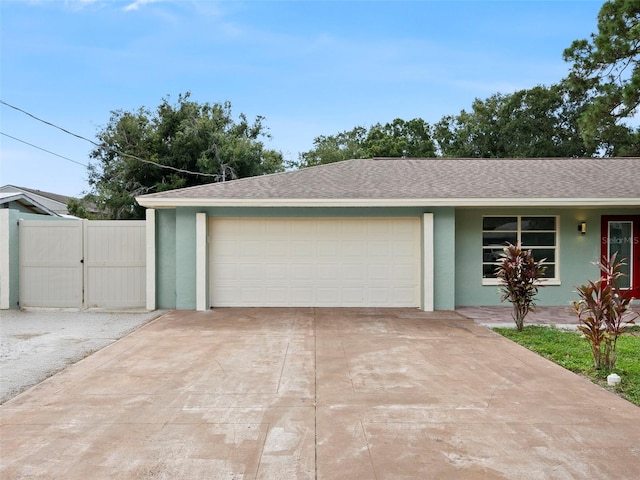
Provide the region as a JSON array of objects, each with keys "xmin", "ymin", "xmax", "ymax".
[
  {"xmin": 0, "ymin": 99, "xmax": 219, "ymax": 178},
  {"xmin": 1, "ymin": 100, "xmax": 97, "ymax": 146},
  {"xmin": 0, "ymin": 131, "xmax": 88, "ymax": 167}
]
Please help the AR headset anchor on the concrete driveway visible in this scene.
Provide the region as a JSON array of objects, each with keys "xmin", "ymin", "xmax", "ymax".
[{"xmin": 1, "ymin": 308, "xmax": 639, "ymax": 479}]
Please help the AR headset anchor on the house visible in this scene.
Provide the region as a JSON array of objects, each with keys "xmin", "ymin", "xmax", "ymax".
[
  {"xmin": 0, "ymin": 185, "xmax": 74, "ymax": 217},
  {"xmin": 136, "ymin": 157, "xmax": 640, "ymax": 312},
  {"xmin": 0, "ymin": 191, "xmax": 60, "ymax": 216}
]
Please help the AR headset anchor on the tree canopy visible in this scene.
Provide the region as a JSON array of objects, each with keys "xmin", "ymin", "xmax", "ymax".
[
  {"xmin": 433, "ymin": 85, "xmax": 592, "ymax": 158},
  {"xmin": 297, "ymin": 118, "xmax": 436, "ymax": 168},
  {"xmin": 563, "ymin": 0, "xmax": 640, "ymax": 154},
  {"xmin": 76, "ymin": 93, "xmax": 283, "ymax": 219}
]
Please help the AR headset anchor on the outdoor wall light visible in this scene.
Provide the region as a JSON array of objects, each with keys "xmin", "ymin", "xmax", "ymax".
[{"xmin": 578, "ymin": 222, "xmax": 587, "ymax": 235}]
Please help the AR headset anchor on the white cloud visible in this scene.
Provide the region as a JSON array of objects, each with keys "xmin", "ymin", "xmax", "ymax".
[{"xmin": 123, "ymin": 0, "xmax": 162, "ymax": 12}]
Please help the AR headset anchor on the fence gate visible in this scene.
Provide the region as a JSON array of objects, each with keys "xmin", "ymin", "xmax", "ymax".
[
  {"xmin": 18, "ymin": 219, "xmax": 146, "ymax": 309},
  {"xmin": 19, "ymin": 220, "xmax": 83, "ymax": 308}
]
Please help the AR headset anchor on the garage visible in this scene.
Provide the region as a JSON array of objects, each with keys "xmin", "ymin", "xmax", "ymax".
[{"xmin": 208, "ymin": 217, "xmax": 422, "ymax": 307}]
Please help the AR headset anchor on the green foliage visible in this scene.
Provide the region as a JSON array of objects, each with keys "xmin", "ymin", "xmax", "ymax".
[
  {"xmin": 66, "ymin": 197, "xmax": 97, "ymax": 219},
  {"xmin": 86, "ymin": 92, "xmax": 284, "ymax": 219},
  {"xmin": 572, "ymin": 253, "xmax": 637, "ymax": 370},
  {"xmin": 433, "ymin": 85, "xmax": 592, "ymax": 158},
  {"xmin": 297, "ymin": 126, "xmax": 369, "ymax": 167},
  {"xmin": 563, "ymin": 0, "xmax": 640, "ymax": 155},
  {"xmin": 297, "ymin": 118, "xmax": 436, "ymax": 168},
  {"xmin": 364, "ymin": 118, "xmax": 436, "ymax": 158},
  {"xmin": 495, "ymin": 326, "xmax": 640, "ymax": 406},
  {"xmin": 495, "ymin": 243, "xmax": 547, "ymax": 332}
]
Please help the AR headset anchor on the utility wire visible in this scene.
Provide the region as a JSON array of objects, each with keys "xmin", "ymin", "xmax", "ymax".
[
  {"xmin": 0, "ymin": 131, "xmax": 88, "ymax": 167},
  {"xmin": 0, "ymin": 99, "xmax": 219, "ymax": 178}
]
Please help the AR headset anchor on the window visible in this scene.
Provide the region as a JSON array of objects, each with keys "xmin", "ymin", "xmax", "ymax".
[{"xmin": 482, "ymin": 216, "xmax": 558, "ymax": 285}]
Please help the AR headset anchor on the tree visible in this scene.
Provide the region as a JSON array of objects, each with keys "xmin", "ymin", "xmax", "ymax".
[
  {"xmin": 297, "ymin": 118, "xmax": 436, "ymax": 168},
  {"xmin": 563, "ymin": 0, "xmax": 640, "ymax": 155},
  {"xmin": 297, "ymin": 126, "xmax": 369, "ymax": 168},
  {"xmin": 82, "ymin": 93, "xmax": 284, "ymax": 219},
  {"xmin": 433, "ymin": 85, "xmax": 593, "ymax": 158},
  {"xmin": 364, "ymin": 118, "xmax": 436, "ymax": 158}
]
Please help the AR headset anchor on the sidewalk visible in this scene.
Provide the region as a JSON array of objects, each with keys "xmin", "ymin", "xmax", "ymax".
[{"xmin": 457, "ymin": 306, "xmax": 579, "ymax": 329}]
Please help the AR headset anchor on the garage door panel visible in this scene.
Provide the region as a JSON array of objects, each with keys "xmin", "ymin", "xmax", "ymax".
[
  {"xmin": 343, "ymin": 264, "xmax": 365, "ymax": 281},
  {"xmin": 317, "ymin": 240, "xmax": 339, "ymax": 256},
  {"xmin": 368, "ymin": 241, "xmax": 391, "ymax": 256},
  {"xmin": 266, "ymin": 240, "xmax": 289, "ymax": 256},
  {"xmin": 394, "ymin": 264, "xmax": 417, "ymax": 281},
  {"xmin": 291, "ymin": 287, "xmax": 314, "ymax": 304},
  {"xmin": 394, "ymin": 287, "xmax": 417, "ymax": 304},
  {"xmin": 240, "ymin": 264, "xmax": 264, "ymax": 281},
  {"xmin": 317, "ymin": 264, "xmax": 340, "ymax": 280},
  {"xmin": 240, "ymin": 240, "xmax": 265, "ymax": 256},
  {"xmin": 342, "ymin": 241, "xmax": 363, "ymax": 256},
  {"xmin": 292, "ymin": 241, "xmax": 313, "ymax": 257},
  {"xmin": 266, "ymin": 264, "xmax": 288, "ymax": 280},
  {"xmin": 394, "ymin": 240, "xmax": 417, "ymax": 256},
  {"xmin": 209, "ymin": 218, "xmax": 420, "ymax": 307},
  {"xmin": 343, "ymin": 287, "xmax": 365, "ymax": 303},
  {"xmin": 215, "ymin": 240, "xmax": 239, "ymax": 257},
  {"xmin": 214, "ymin": 263, "xmax": 237, "ymax": 281},
  {"xmin": 240, "ymin": 221, "xmax": 266, "ymax": 235},
  {"xmin": 240, "ymin": 286, "xmax": 264, "ymax": 303},
  {"xmin": 265, "ymin": 286, "xmax": 289, "ymax": 303},
  {"xmin": 291, "ymin": 221, "xmax": 314, "ymax": 235},
  {"xmin": 368, "ymin": 287, "xmax": 391, "ymax": 304},
  {"xmin": 342, "ymin": 221, "xmax": 366, "ymax": 234},
  {"xmin": 317, "ymin": 287, "xmax": 340, "ymax": 303},
  {"xmin": 368, "ymin": 264, "xmax": 392, "ymax": 280}
]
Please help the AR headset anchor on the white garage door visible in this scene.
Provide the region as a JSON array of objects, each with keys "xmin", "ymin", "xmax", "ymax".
[{"xmin": 209, "ymin": 217, "xmax": 421, "ymax": 307}]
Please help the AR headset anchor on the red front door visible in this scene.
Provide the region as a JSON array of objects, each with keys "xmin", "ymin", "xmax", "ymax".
[{"xmin": 601, "ymin": 215, "xmax": 640, "ymax": 299}]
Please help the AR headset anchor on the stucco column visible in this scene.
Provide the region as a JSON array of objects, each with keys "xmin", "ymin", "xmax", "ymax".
[
  {"xmin": 195, "ymin": 212, "xmax": 208, "ymax": 311},
  {"xmin": 145, "ymin": 208, "xmax": 156, "ymax": 311},
  {"xmin": 0, "ymin": 209, "xmax": 10, "ymax": 309},
  {"xmin": 423, "ymin": 213, "xmax": 434, "ymax": 311}
]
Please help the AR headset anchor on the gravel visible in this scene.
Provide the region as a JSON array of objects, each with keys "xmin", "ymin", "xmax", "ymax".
[{"xmin": 0, "ymin": 309, "xmax": 165, "ymax": 404}]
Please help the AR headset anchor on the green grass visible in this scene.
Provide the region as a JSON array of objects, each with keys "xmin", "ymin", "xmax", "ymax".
[{"xmin": 494, "ymin": 326, "xmax": 640, "ymax": 407}]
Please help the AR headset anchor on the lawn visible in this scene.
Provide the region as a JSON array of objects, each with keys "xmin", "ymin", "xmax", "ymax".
[{"xmin": 494, "ymin": 326, "xmax": 640, "ymax": 407}]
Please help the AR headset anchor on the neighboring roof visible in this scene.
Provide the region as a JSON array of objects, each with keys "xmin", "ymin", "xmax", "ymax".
[
  {"xmin": 0, "ymin": 185, "xmax": 72, "ymax": 215},
  {"xmin": 0, "ymin": 192, "xmax": 60, "ymax": 216},
  {"xmin": 136, "ymin": 157, "xmax": 640, "ymax": 208}
]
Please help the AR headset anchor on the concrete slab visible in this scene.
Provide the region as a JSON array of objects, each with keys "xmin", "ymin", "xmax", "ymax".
[
  {"xmin": 0, "ymin": 309, "xmax": 164, "ymax": 403},
  {"xmin": 1, "ymin": 308, "xmax": 639, "ymax": 479}
]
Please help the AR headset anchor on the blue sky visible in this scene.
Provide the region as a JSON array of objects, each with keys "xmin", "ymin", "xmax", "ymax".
[{"xmin": 1, "ymin": 0, "xmax": 603, "ymax": 197}]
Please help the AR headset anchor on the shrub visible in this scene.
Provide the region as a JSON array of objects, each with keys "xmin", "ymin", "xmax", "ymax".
[
  {"xmin": 572, "ymin": 253, "xmax": 637, "ymax": 370},
  {"xmin": 495, "ymin": 242, "xmax": 547, "ymax": 332}
]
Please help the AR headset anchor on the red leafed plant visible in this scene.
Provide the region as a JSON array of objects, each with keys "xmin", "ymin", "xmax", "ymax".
[
  {"xmin": 496, "ymin": 242, "xmax": 547, "ymax": 332},
  {"xmin": 572, "ymin": 253, "xmax": 637, "ymax": 370}
]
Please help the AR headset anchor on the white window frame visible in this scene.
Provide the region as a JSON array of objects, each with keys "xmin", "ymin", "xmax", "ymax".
[{"xmin": 482, "ymin": 215, "xmax": 560, "ymax": 286}]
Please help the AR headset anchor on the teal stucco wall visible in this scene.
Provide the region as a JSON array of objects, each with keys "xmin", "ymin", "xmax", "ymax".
[
  {"xmin": 153, "ymin": 205, "xmax": 638, "ymax": 311},
  {"xmin": 432, "ymin": 207, "xmax": 455, "ymax": 310},
  {"xmin": 454, "ymin": 207, "xmax": 636, "ymax": 307},
  {"xmin": 155, "ymin": 209, "xmax": 177, "ymax": 309},
  {"xmin": 153, "ymin": 206, "xmax": 458, "ymax": 310}
]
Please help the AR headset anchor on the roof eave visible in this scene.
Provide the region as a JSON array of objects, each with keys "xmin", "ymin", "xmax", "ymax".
[{"xmin": 135, "ymin": 197, "xmax": 640, "ymax": 209}]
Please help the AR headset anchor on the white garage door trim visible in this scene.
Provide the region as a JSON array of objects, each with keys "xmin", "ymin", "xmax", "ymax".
[{"xmin": 208, "ymin": 217, "xmax": 426, "ymax": 308}]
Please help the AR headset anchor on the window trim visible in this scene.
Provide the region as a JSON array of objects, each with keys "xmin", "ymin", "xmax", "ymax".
[{"xmin": 481, "ymin": 215, "xmax": 560, "ymax": 286}]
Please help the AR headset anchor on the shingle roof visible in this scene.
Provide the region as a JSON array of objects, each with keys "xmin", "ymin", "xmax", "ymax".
[
  {"xmin": 136, "ymin": 157, "xmax": 640, "ymax": 207},
  {"xmin": 0, "ymin": 192, "xmax": 60, "ymax": 216},
  {"xmin": 0, "ymin": 185, "xmax": 71, "ymax": 215},
  {"xmin": 15, "ymin": 186, "xmax": 71, "ymax": 205}
]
